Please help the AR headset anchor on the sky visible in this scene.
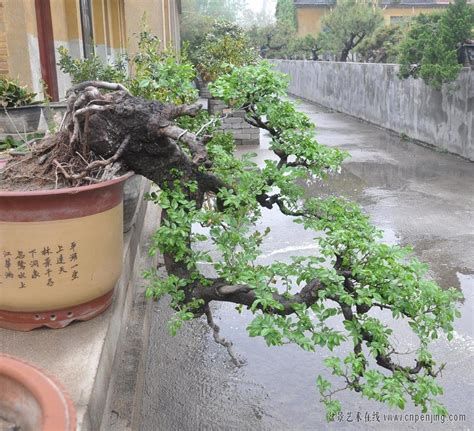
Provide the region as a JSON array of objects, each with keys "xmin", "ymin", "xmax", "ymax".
[{"xmin": 247, "ymin": 0, "xmax": 277, "ymax": 14}]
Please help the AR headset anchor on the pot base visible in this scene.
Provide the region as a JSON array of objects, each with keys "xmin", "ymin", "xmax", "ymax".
[{"xmin": 0, "ymin": 290, "xmax": 114, "ymax": 331}]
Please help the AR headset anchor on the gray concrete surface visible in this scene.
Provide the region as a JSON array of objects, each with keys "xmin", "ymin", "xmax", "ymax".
[
  {"xmin": 272, "ymin": 60, "xmax": 474, "ymax": 161},
  {"xmin": 100, "ymin": 202, "xmax": 161, "ymax": 431},
  {"xmin": 140, "ymin": 99, "xmax": 474, "ymax": 430}
]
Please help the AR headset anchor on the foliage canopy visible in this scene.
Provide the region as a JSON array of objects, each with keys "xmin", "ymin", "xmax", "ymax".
[
  {"xmin": 142, "ymin": 60, "xmax": 461, "ymax": 419},
  {"xmin": 318, "ymin": 0, "xmax": 383, "ymax": 62},
  {"xmin": 194, "ymin": 19, "xmax": 258, "ymax": 81},
  {"xmin": 247, "ymin": 23, "xmax": 320, "ymax": 60},
  {"xmin": 275, "ymin": 0, "xmax": 297, "ymax": 31},
  {"xmin": 0, "ymin": 76, "xmax": 37, "ymax": 108},
  {"xmin": 398, "ymin": 0, "xmax": 474, "ymax": 88},
  {"xmin": 58, "ymin": 27, "xmax": 197, "ymax": 105},
  {"xmin": 356, "ymin": 24, "xmax": 404, "ymax": 64}
]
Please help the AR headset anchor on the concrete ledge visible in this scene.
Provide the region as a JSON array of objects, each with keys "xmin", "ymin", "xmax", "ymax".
[
  {"xmin": 0, "ymin": 178, "xmax": 157, "ymax": 431},
  {"xmin": 99, "ymin": 202, "xmax": 162, "ymax": 431}
]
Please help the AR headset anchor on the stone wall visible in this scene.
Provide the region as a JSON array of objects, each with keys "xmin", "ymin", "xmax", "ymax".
[
  {"xmin": 272, "ymin": 60, "xmax": 473, "ymax": 161},
  {"xmin": 208, "ymin": 98, "xmax": 260, "ymax": 146}
]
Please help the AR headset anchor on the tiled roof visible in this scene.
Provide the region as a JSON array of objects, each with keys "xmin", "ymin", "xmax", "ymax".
[
  {"xmin": 294, "ymin": 0, "xmax": 335, "ymax": 6},
  {"xmin": 379, "ymin": 0, "xmax": 448, "ymax": 4},
  {"xmin": 294, "ymin": 0, "xmax": 449, "ymax": 5}
]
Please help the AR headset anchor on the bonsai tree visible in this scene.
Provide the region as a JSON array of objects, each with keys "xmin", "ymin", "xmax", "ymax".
[
  {"xmin": 248, "ymin": 23, "xmax": 320, "ymax": 60},
  {"xmin": 356, "ymin": 24, "xmax": 404, "ymax": 64},
  {"xmin": 317, "ymin": 0, "xmax": 383, "ymax": 62},
  {"xmin": 2, "ymin": 62, "xmax": 461, "ymax": 420},
  {"xmin": 195, "ymin": 19, "xmax": 258, "ymax": 82},
  {"xmin": 398, "ymin": 0, "xmax": 474, "ymax": 88}
]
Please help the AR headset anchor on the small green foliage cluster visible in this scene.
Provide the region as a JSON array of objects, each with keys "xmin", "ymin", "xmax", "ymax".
[
  {"xmin": 195, "ymin": 19, "xmax": 258, "ymax": 82},
  {"xmin": 58, "ymin": 24, "xmax": 197, "ymax": 105},
  {"xmin": 356, "ymin": 24, "xmax": 405, "ymax": 64},
  {"xmin": 0, "ymin": 135, "xmax": 24, "ymax": 151},
  {"xmin": 57, "ymin": 46, "xmax": 128, "ymax": 85},
  {"xmin": 130, "ymin": 30, "xmax": 198, "ymax": 104},
  {"xmin": 144, "ymin": 60, "xmax": 461, "ymax": 419},
  {"xmin": 0, "ymin": 132, "xmax": 43, "ymax": 152},
  {"xmin": 398, "ymin": 0, "xmax": 474, "ymax": 88},
  {"xmin": 0, "ymin": 76, "xmax": 36, "ymax": 108}
]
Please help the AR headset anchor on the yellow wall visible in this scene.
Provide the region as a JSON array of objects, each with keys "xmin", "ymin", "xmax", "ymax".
[
  {"xmin": 296, "ymin": 7, "xmax": 331, "ymax": 37},
  {"xmin": 381, "ymin": 6, "xmax": 445, "ymax": 25},
  {"xmin": 50, "ymin": 0, "xmax": 81, "ymax": 42},
  {"xmin": 0, "ymin": 0, "xmax": 8, "ymax": 76},
  {"xmin": 2, "ymin": 0, "xmax": 37, "ymax": 91},
  {"xmin": 1, "ymin": 0, "xmax": 181, "ymax": 99},
  {"xmin": 296, "ymin": 4, "xmax": 447, "ymax": 37}
]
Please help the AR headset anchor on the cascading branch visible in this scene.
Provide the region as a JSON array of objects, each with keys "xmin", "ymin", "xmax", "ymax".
[
  {"xmin": 25, "ymin": 58, "xmax": 460, "ymax": 420},
  {"xmin": 144, "ymin": 62, "xmax": 461, "ymax": 419}
]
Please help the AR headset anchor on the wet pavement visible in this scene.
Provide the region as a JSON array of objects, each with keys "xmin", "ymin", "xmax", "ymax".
[{"xmin": 140, "ymin": 99, "xmax": 474, "ymax": 430}]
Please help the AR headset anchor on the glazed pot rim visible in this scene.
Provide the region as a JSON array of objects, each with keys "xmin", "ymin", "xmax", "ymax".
[{"xmin": 0, "ymin": 171, "xmax": 134, "ymax": 198}]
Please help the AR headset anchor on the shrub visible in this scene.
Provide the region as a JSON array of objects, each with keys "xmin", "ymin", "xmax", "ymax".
[
  {"xmin": 195, "ymin": 19, "xmax": 258, "ymax": 82},
  {"xmin": 0, "ymin": 77, "xmax": 36, "ymax": 108},
  {"xmin": 398, "ymin": 0, "xmax": 474, "ymax": 88},
  {"xmin": 357, "ymin": 24, "xmax": 405, "ymax": 63},
  {"xmin": 57, "ymin": 46, "xmax": 128, "ymax": 85},
  {"xmin": 130, "ymin": 29, "xmax": 198, "ymax": 104}
]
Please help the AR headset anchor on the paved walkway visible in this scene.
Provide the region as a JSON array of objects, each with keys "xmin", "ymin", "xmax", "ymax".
[{"xmin": 139, "ymin": 99, "xmax": 474, "ymax": 430}]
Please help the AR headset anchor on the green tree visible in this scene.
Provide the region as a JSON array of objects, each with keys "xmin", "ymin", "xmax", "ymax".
[
  {"xmin": 141, "ymin": 61, "xmax": 460, "ymax": 420},
  {"xmin": 180, "ymin": 0, "xmax": 250, "ymax": 59},
  {"xmin": 318, "ymin": 0, "xmax": 383, "ymax": 62},
  {"xmin": 275, "ymin": 0, "xmax": 297, "ymax": 31},
  {"xmin": 287, "ymin": 34, "xmax": 321, "ymax": 60},
  {"xmin": 398, "ymin": 0, "xmax": 474, "ymax": 88},
  {"xmin": 247, "ymin": 22, "xmax": 297, "ymax": 58},
  {"xmin": 195, "ymin": 20, "xmax": 258, "ymax": 81},
  {"xmin": 356, "ymin": 24, "xmax": 405, "ymax": 63}
]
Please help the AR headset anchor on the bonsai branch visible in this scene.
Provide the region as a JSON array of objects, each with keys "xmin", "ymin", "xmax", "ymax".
[
  {"xmin": 67, "ymin": 80, "xmax": 130, "ymax": 95},
  {"xmin": 204, "ymin": 304, "xmax": 245, "ymax": 368}
]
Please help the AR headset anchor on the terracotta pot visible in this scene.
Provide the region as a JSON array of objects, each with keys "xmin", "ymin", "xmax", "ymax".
[
  {"xmin": 0, "ymin": 172, "xmax": 133, "ymax": 331},
  {"xmin": 0, "ymin": 354, "xmax": 76, "ymax": 431}
]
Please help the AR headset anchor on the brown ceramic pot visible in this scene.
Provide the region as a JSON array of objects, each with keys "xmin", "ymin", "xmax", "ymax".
[
  {"xmin": 0, "ymin": 172, "xmax": 133, "ymax": 331},
  {"xmin": 0, "ymin": 354, "xmax": 76, "ymax": 431}
]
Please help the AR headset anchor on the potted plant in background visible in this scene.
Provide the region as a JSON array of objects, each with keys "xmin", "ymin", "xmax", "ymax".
[
  {"xmin": 194, "ymin": 20, "xmax": 261, "ymax": 145},
  {"xmin": 195, "ymin": 19, "xmax": 258, "ymax": 105},
  {"xmin": 0, "ymin": 77, "xmax": 41, "ymax": 136}
]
